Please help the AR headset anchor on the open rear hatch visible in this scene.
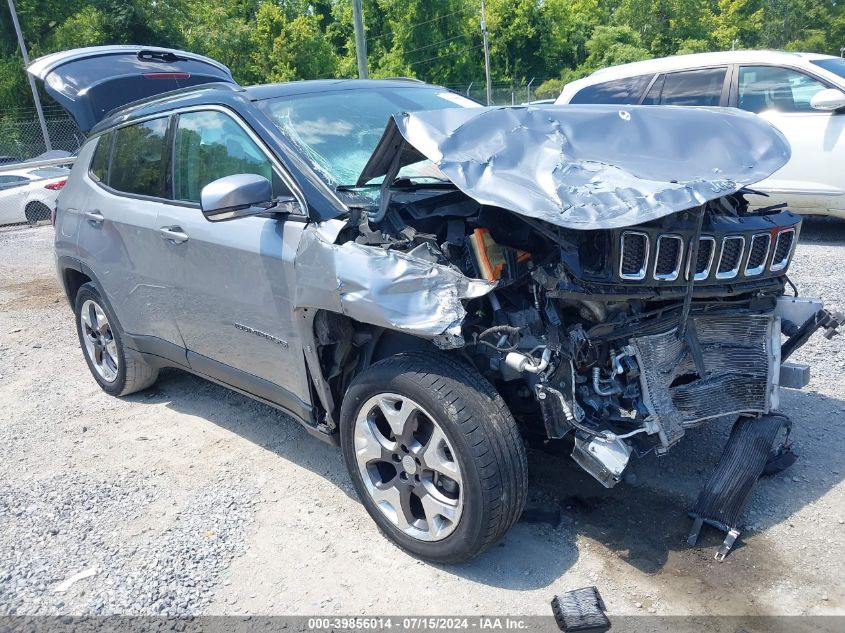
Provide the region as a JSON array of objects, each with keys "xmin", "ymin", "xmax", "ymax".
[{"xmin": 27, "ymin": 45, "xmax": 236, "ymax": 133}]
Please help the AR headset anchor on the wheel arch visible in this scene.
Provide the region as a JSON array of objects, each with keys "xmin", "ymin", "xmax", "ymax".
[
  {"xmin": 58, "ymin": 257, "xmax": 92, "ymax": 307},
  {"xmin": 57, "ymin": 257, "xmax": 120, "ymax": 324},
  {"xmin": 295, "ymin": 307, "xmax": 447, "ymax": 433}
]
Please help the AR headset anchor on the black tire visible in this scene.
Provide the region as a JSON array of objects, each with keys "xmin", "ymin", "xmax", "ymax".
[
  {"xmin": 74, "ymin": 282, "xmax": 158, "ymax": 396},
  {"xmin": 340, "ymin": 351, "xmax": 528, "ymax": 563},
  {"xmin": 25, "ymin": 201, "xmax": 51, "ymax": 224}
]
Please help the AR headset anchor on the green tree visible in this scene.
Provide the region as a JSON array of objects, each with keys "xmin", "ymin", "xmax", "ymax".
[
  {"xmin": 713, "ymin": 0, "xmax": 764, "ymax": 50},
  {"xmin": 250, "ymin": 1, "xmax": 337, "ymax": 82},
  {"xmin": 580, "ymin": 25, "xmax": 651, "ymax": 73},
  {"xmin": 614, "ymin": 0, "xmax": 715, "ymax": 57},
  {"xmin": 42, "ymin": 6, "xmax": 109, "ymax": 52}
]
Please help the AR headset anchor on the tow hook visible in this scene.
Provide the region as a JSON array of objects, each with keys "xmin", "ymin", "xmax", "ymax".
[
  {"xmin": 782, "ymin": 309, "xmax": 845, "ymax": 361},
  {"xmin": 822, "ymin": 309, "xmax": 845, "ymax": 339}
]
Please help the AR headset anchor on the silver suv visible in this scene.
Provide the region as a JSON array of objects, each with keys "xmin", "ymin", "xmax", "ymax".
[{"xmin": 34, "ymin": 46, "xmax": 840, "ymax": 563}]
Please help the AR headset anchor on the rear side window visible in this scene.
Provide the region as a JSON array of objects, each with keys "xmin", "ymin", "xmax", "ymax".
[
  {"xmin": 0, "ymin": 175, "xmax": 29, "ymax": 189},
  {"xmin": 109, "ymin": 118, "xmax": 169, "ymax": 197},
  {"xmin": 569, "ymin": 74, "xmax": 653, "ymax": 104},
  {"xmin": 172, "ymin": 110, "xmax": 273, "ymax": 203},
  {"xmin": 29, "ymin": 167, "xmax": 69, "ymax": 178},
  {"xmin": 89, "ymin": 133, "xmax": 112, "ymax": 183},
  {"xmin": 644, "ymin": 67, "xmax": 727, "ymax": 106}
]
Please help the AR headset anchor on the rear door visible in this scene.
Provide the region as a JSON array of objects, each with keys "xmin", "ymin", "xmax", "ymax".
[
  {"xmin": 78, "ymin": 116, "xmax": 186, "ymax": 357},
  {"xmin": 27, "ymin": 46, "xmax": 236, "ymax": 133},
  {"xmin": 0, "ymin": 174, "xmax": 32, "ymax": 224},
  {"xmin": 732, "ymin": 65, "xmax": 845, "ymax": 214}
]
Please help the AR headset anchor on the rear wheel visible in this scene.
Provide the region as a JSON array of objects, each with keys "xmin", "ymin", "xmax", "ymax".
[
  {"xmin": 340, "ymin": 352, "xmax": 527, "ymax": 563},
  {"xmin": 25, "ymin": 201, "xmax": 51, "ymax": 224},
  {"xmin": 74, "ymin": 282, "xmax": 158, "ymax": 396}
]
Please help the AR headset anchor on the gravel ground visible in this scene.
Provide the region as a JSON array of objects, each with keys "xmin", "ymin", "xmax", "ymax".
[{"xmin": 0, "ymin": 221, "xmax": 843, "ymax": 619}]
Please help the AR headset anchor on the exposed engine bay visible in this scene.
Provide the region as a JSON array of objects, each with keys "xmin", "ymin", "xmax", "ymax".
[
  {"xmin": 330, "ymin": 185, "xmax": 839, "ymax": 488},
  {"xmin": 301, "ymin": 192, "xmax": 842, "ymax": 496},
  {"xmin": 295, "ymin": 104, "xmax": 843, "ymax": 491}
]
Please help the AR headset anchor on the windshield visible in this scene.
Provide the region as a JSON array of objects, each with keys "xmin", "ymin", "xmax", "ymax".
[
  {"xmin": 810, "ymin": 58, "xmax": 845, "ymax": 82},
  {"xmin": 256, "ymin": 86, "xmax": 479, "ymax": 188}
]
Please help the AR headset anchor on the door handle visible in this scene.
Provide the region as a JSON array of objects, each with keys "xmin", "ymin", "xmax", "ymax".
[
  {"xmin": 159, "ymin": 226, "xmax": 189, "ymax": 244},
  {"xmin": 84, "ymin": 210, "xmax": 104, "ymax": 225}
]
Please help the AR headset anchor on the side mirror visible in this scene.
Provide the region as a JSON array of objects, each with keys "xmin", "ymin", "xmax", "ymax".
[
  {"xmin": 200, "ymin": 173, "xmax": 299, "ymax": 222},
  {"xmin": 810, "ymin": 88, "xmax": 845, "ymax": 111}
]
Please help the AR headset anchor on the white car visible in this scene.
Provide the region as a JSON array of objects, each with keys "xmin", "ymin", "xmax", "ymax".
[
  {"xmin": 556, "ymin": 51, "xmax": 845, "ymax": 218},
  {"xmin": 0, "ymin": 166, "xmax": 69, "ymax": 225}
]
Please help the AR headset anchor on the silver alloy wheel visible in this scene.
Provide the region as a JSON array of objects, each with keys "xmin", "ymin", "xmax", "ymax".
[
  {"xmin": 79, "ymin": 299, "xmax": 119, "ymax": 383},
  {"xmin": 353, "ymin": 393, "xmax": 464, "ymax": 541}
]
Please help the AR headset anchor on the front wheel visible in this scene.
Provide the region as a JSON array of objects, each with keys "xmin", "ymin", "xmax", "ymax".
[{"xmin": 340, "ymin": 352, "xmax": 527, "ymax": 563}]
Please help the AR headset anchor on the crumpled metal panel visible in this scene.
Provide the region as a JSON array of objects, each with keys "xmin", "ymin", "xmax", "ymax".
[
  {"xmin": 358, "ymin": 105, "xmax": 791, "ymax": 230},
  {"xmin": 295, "ymin": 221, "xmax": 495, "ymax": 338}
]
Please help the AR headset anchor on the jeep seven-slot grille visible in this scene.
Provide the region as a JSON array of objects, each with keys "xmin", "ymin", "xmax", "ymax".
[
  {"xmin": 716, "ymin": 236, "xmax": 744, "ymax": 279},
  {"xmin": 653, "ymin": 235, "xmax": 683, "ymax": 280},
  {"xmin": 771, "ymin": 229, "xmax": 795, "ymax": 271},
  {"xmin": 745, "ymin": 233, "xmax": 771, "ymax": 276},
  {"xmin": 692, "ymin": 237, "xmax": 715, "ymax": 280},
  {"xmin": 620, "ymin": 232, "xmax": 649, "ymax": 279},
  {"xmin": 618, "ymin": 227, "xmax": 795, "ymax": 283}
]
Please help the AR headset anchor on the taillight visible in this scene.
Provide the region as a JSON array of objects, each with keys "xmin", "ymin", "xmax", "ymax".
[{"xmin": 45, "ymin": 179, "xmax": 66, "ymax": 191}]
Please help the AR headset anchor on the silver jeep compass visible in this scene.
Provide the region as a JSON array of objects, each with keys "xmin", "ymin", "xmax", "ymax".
[{"xmin": 32, "ymin": 46, "xmax": 841, "ymax": 563}]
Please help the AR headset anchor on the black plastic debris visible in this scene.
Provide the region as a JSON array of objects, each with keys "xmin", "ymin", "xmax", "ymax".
[
  {"xmin": 551, "ymin": 586, "xmax": 610, "ymax": 633},
  {"xmin": 688, "ymin": 414, "xmax": 791, "ymax": 560},
  {"xmin": 762, "ymin": 442, "xmax": 798, "ymax": 477}
]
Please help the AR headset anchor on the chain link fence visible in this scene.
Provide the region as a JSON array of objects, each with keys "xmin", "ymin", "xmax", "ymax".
[
  {"xmin": 0, "ymin": 107, "xmax": 82, "ymax": 227},
  {"xmin": 446, "ymin": 80, "xmax": 558, "ymax": 106}
]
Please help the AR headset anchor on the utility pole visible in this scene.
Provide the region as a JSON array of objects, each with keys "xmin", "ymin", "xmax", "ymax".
[
  {"xmin": 352, "ymin": 0, "xmax": 368, "ymax": 79},
  {"xmin": 7, "ymin": 0, "xmax": 51, "ymax": 151},
  {"xmin": 480, "ymin": 0, "xmax": 492, "ymax": 106}
]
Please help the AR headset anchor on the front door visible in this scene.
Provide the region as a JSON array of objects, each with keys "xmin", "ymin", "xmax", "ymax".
[
  {"xmin": 735, "ymin": 65, "xmax": 845, "ymax": 214},
  {"xmin": 154, "ymin": 108, "xmax": 311, "ymax": 417}
]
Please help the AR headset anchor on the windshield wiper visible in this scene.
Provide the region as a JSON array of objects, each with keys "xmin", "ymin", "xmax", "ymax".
[
  {"xmin": 336, "ymin": 183, "xmax": 380, "ymax": 191},
  {"xmin": 336, "ymin": 177, "xmax": 455, "ymax": 192}
]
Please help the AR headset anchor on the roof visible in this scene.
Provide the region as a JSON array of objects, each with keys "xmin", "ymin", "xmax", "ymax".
[
  {"xmin": 587, "ymin": 50, "xmax": 837, "ymax": 81},
  {"xmin": 89, "ymin": 82, "xmax": 247, "ymax": 135},
  {"xmin": 89, "ymin": 78, "xmax": 447, "ymax": 134},
  {"xmin": 244, "ymin": 78, "xmax": 445, "ymax": 101}
]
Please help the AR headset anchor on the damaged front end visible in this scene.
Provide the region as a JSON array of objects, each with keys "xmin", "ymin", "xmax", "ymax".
[{"xmin": 301, "ymin": 104, "xmax": 841, "ymax": 490}]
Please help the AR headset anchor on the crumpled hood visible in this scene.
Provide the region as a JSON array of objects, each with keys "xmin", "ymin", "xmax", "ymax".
[{"xmin": 357, "ymin": 105, "xmax": 791, "ymax": 230}]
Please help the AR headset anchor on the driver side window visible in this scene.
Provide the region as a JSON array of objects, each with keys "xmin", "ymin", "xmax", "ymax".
[
  {"xmin": 738, "ymin": 66, "xmax": 828, "ymax": 113},
  {"xmin": 172, "ymin": 110, "xmax": 282, "ymax": 203}
]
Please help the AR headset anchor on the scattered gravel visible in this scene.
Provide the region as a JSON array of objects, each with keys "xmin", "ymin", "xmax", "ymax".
[{"xmin": 0, "ymin": 471, "xmax": 256, "ymax": 615}]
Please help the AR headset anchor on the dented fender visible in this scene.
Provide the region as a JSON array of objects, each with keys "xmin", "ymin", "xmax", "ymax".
[{"xmin": 293, "ymin": 219, "xmax": 494, "ymax": 340}]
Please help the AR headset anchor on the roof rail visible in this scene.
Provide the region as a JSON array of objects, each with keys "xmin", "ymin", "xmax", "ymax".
[{"xmin": 0, "ymin": 156, "xmax": 77, "ymax": 172}]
